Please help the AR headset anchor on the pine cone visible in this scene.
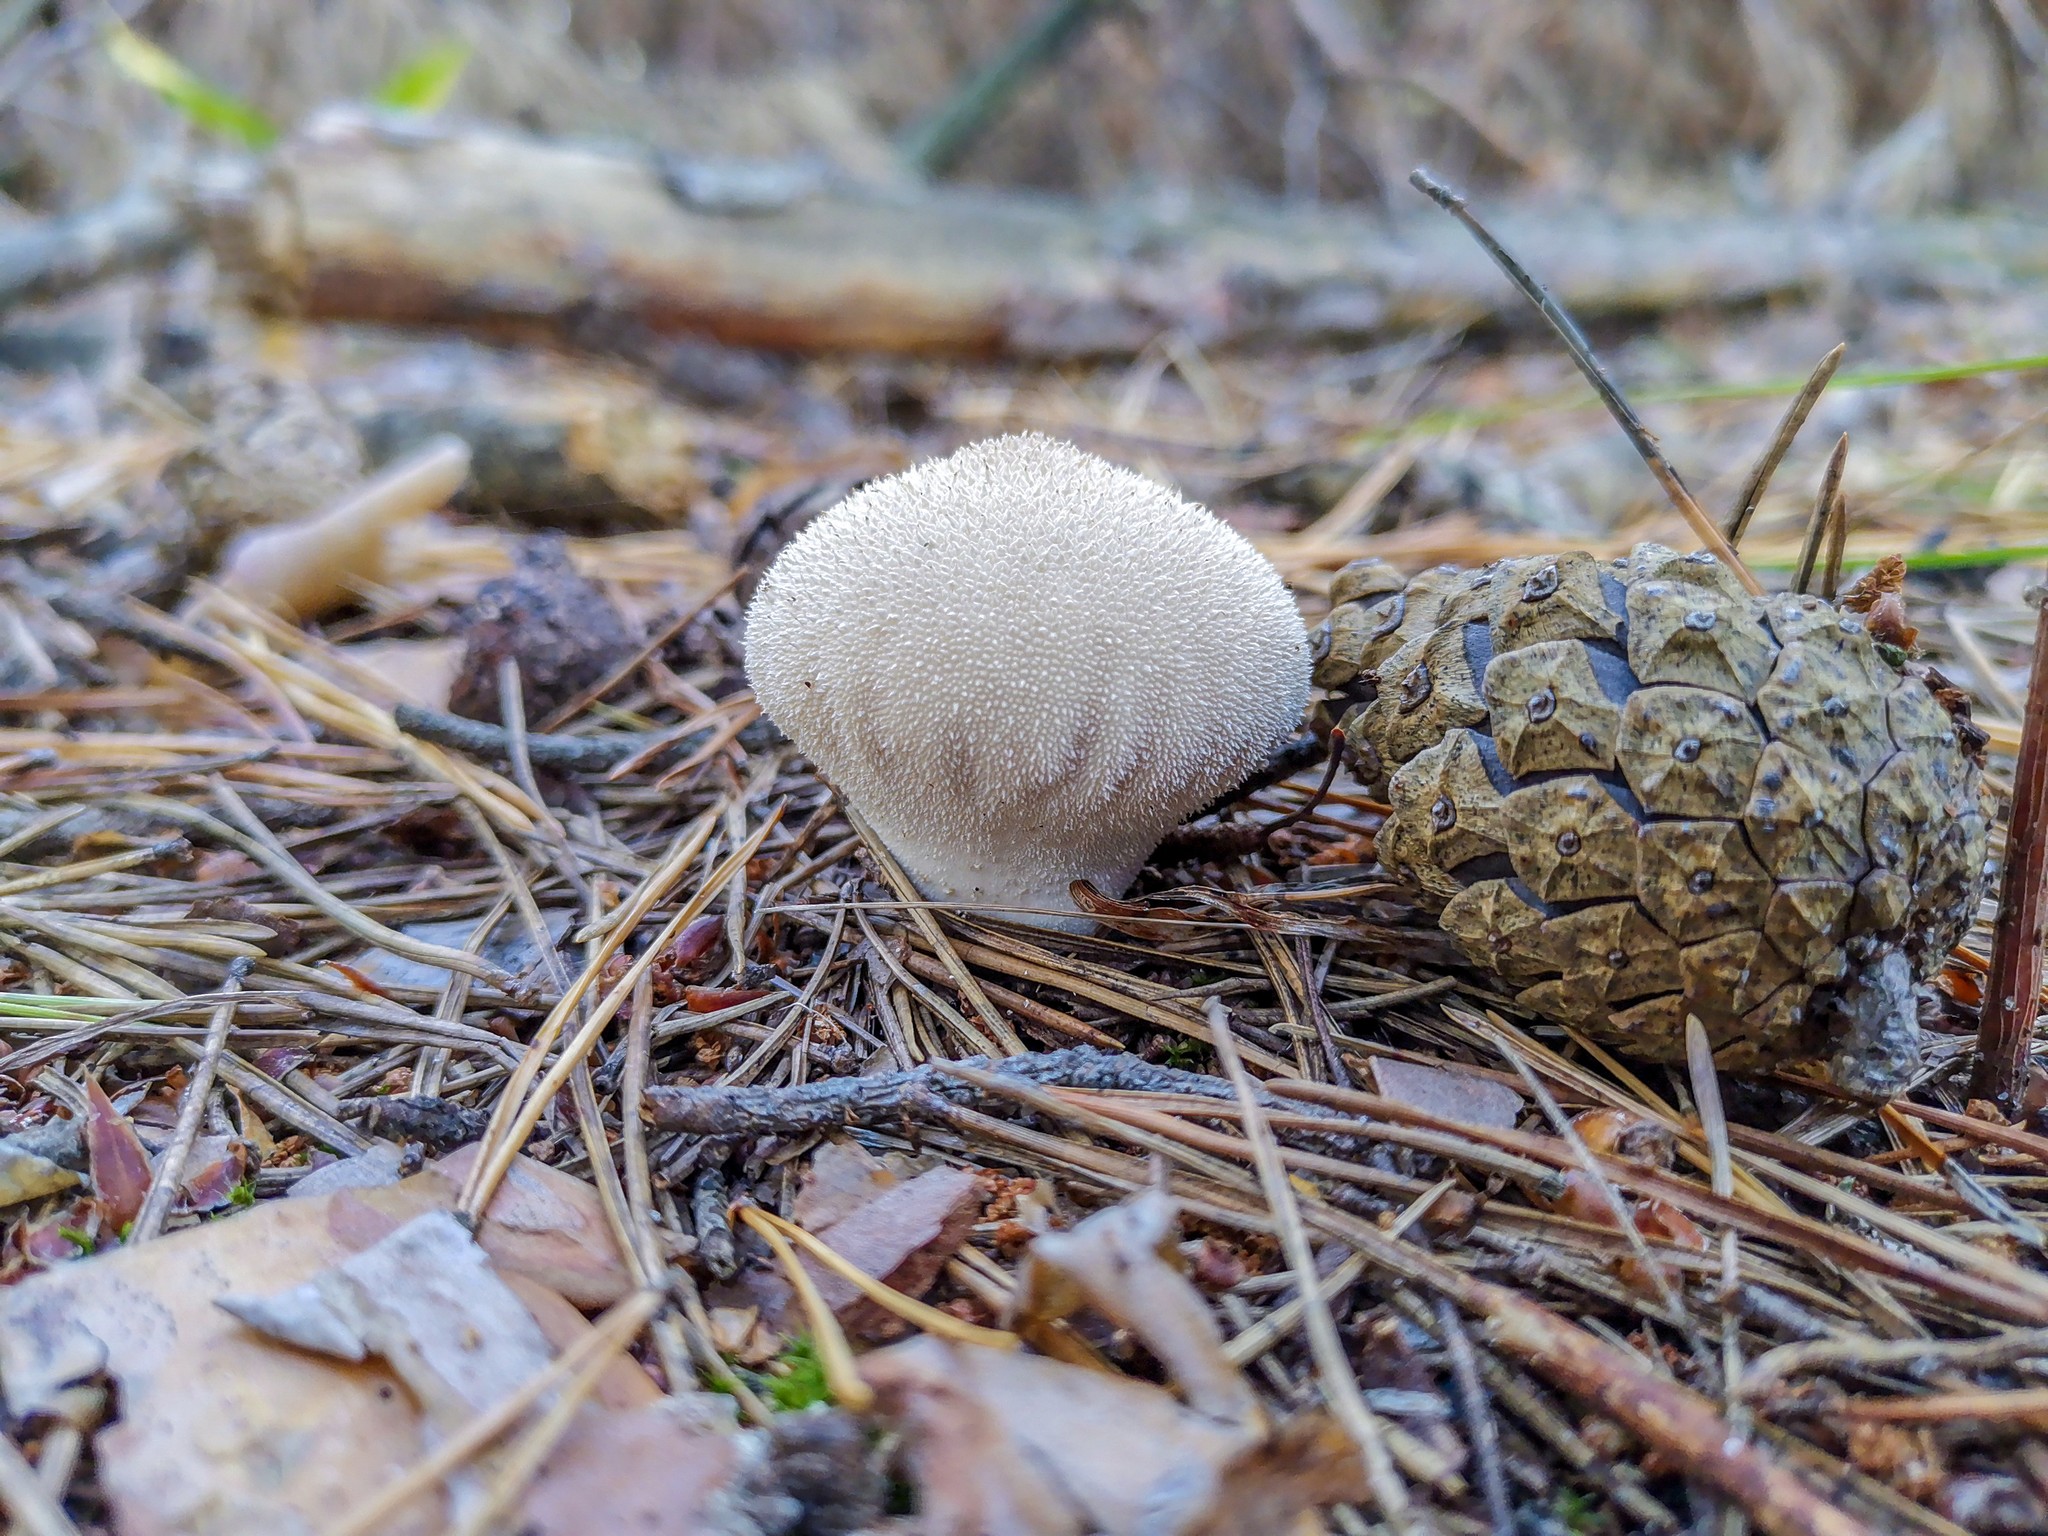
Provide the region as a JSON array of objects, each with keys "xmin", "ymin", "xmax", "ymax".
[{"xmin": 1311, "ymin": 543, "xmax": 1990, "ymax": 1099}]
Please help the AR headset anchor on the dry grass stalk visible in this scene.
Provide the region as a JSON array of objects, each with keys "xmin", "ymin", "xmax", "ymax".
[
  {"xmin": 1407, "ymin": 168, "xmax": 1763, "ymax": 594},
  {"xmin": 1726, "ymin": 343, "xmax": 1847, "ymax": 545},
  {"xmin": 1969, "ymin": 591, "xmax": 2048, "ymax": 1110}
]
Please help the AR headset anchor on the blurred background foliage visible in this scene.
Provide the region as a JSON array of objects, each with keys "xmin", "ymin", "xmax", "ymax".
[{"xmin": 5, "ymin": 0, "xmax": 2044, "ymax": 214}]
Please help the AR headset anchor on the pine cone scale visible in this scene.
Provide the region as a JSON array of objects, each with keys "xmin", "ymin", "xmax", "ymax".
[{"xmin": 1314, "ymin": 543, "xmax": 1992, "ymax": 1097}]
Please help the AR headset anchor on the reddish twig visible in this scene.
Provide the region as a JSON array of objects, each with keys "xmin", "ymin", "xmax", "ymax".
[{"xmin": 1969, "ymin": 593, "xmax": 2048, "ymax": 1110}]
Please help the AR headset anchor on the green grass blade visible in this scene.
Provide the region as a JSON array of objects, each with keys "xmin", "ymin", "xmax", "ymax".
[
  {"xmin": 103, "ymin": 25, "xmax": 276, "ymax": 148},
  {"xmin": 372, "ymin": 40, "xmax": 470, "ymax": 114}
]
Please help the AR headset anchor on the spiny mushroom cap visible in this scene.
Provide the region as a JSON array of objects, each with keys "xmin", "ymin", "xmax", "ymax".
[{"xmin": 744, "ymin": 434, "xmax": 1312, "ymax": 927}]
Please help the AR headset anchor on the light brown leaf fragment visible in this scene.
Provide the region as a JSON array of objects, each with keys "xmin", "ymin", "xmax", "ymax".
[
  {"xmin": 1367, "ymin": 1058, "xmax": 1524, "ymax": 1132},
  {"xmin": 750, "ymin": 1166, "xmax": 983, "ymax": 1342},
  {"xmin": 0, "ymin": 1149, "xmax": 634, "ymax": 1536}
]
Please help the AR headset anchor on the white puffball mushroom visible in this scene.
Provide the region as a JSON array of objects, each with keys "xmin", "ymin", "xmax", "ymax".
[{"xmin": 743, "ymin": 433, "xmax": 1312, "ymax": 930}]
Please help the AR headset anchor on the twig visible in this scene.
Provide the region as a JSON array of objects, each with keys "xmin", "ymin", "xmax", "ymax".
[
  {"xmin": 1297, "ymin": 936, "xmax": 1353, "ymax": 1087},
  {"xmin": 391, "ymin": 701, "xmax": 694, "ymax": 772},
  {"xmin": 1407, "ymin": 168, "xmax": 1762, "ymax": 596},
  {"xmin": 1205, "ymin": 998, "xmax": 1420, "ymax": 1534},
  {"xmin": 1725, "ymin": 343, "xmax": 1846, "ymax": 545},
  {"xmin": 1970, "ymin": 590, "xmax": 2048, "ymax": 1111},
  {"xmin": 644, "ymin": 1042, "xmax": 1347, "ymax": 1140},
  {"xmin": 690, "ymin": 1162, "xmax": 738, "ymax": 1280},
  {"xmin": 130, "ymin": 957, "xmax": 250, "ymax": 1243},
  {"xmin": 0, "ymin": 183, "xmax": 186, "ymax": 309},
  {"xmin": 1838, "ymin": 1387, "xmax": 2048, "ymax": 1423},
  {"xmin": 1792, "ymin": 434, "xmax": 1849, "ymax": 597}
]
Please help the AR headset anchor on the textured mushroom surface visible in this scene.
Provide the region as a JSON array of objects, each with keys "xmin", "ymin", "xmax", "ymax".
[
  {"xmin": 745, "ymin": 433, "xmax": 1312, "ymax": 928},
  {"xmin": 1314, "ymin": 543, "xmax": 1989, "ymax": 1091}
]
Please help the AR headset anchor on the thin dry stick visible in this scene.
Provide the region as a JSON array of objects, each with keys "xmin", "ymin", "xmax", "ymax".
[
  {"xmin": 322, "ymin": 1289, "xmax": 664, "ymax": 1536},
  {"xmin": 1407, "ymin": 168, "xmax": 1762, "ymax": 596},
  {"xmin": 1792, "ymin": 434, "xmax": 1849, "ymax": 597},
  {"xmin": 1204, "ymin": 999, "xmax": 1420, "ymax": 1535},
  {"xmin": 0, "ymin": 1432, "xmax": 83, "ymax": 1536},
  {"xmin": 130, "ymin": 957, "xmax": 250, "ymax": 1243},
  {"xmin": 1839, "ymin": 1387, "xmax": 2048, "ymax": 1423},
  {"xmin": 1435, "ymin": 1298, "xmax": 1512, "ymax": 1536},
  {"xmin": 1970, "ymin": 592, "xmax": 2048, "ymax": 1111},
  {"xmin": 1296, "ymin": 936, "xmax": 1353, "ymax": 1088},
  {"xmin": 1688, "ymin": 1015, "xmax": 1751, "ymax": 1536},
  {"xmin": 1725, "ymin": 342, "xmax": 1846, "ymax": 545}
]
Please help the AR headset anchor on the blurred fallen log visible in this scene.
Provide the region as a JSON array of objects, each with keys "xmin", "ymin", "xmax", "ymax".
[
  {"xmin": 0, "ymin": 184, "xmax": 187, "ymax": 312},
  {"xmin": 210, "ymin": 115, "xmax": 2048, "ymax": 359}
]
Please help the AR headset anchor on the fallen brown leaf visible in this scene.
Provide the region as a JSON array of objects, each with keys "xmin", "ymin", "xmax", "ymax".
[{"xmin": 83, "ymin": 1075, "xmax": 152, "ymax": 1233}]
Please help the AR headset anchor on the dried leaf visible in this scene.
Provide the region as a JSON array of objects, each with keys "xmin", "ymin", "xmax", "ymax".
[
  {"xmin": 742, "ymin": 1166, "xmax": 982, "ymax": 1342},
  {"xmin": 791, "ymin": 1137, "xmax": 900, "ymax": 1230},
  {"xmin": 520, "ymin": 1400, "xmax": 746, "ymax": 1536},
  {"xmin": 862, "ymin": 1190, "xmax": 1363, "ymax": 1534},
  {"xmin": 175, "ymin": 1136, "xmax": 247, "ymax": 1213},
  {"xmin": 0, "ymin": 1149, "xmax": 635, "ymax": 1536},
  {"xmin": 1019, "ymin": 1191, "xmax": 1257, "ymax": 1426},
  {"xmin": 84, "ymin": 1076, "xmax": 153, "ymax": 1233},
  {"xmin": 863, "ymin": 1335, "xmax": 1365, "ymax": 1535},
  {"xmin": 219, "ymin": 1209, "xmax": 556, "ymax": 1426}
]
